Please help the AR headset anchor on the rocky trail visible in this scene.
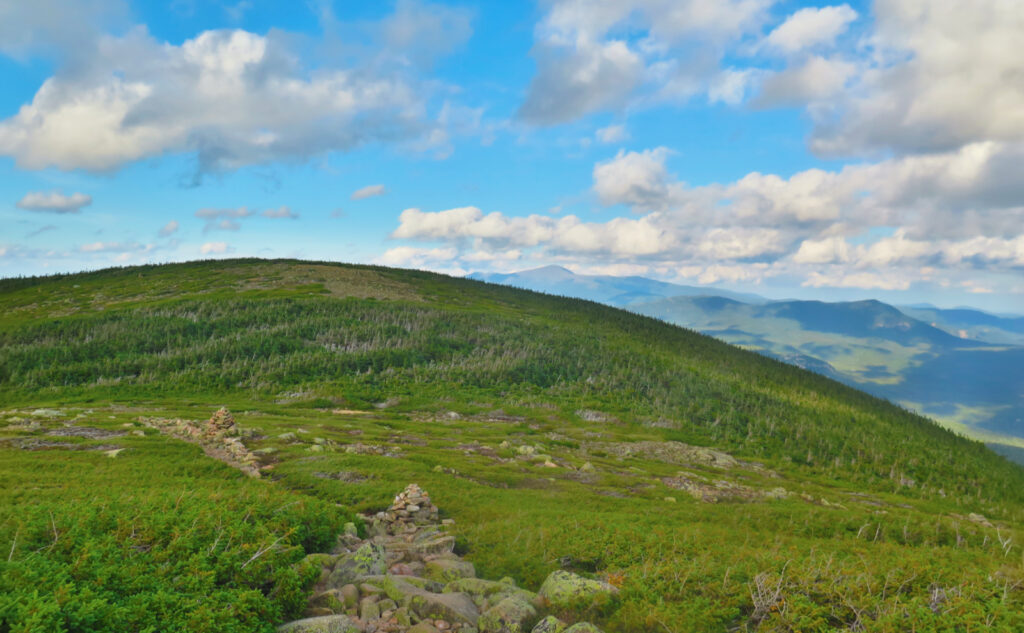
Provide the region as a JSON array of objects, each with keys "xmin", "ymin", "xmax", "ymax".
[{"xmin": 281, "ymin": 483, "xmax": 615, "ymax": 633}]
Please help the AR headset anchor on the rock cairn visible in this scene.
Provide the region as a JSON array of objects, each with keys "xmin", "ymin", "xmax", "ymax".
[
  {"xmin": 281, "ymin": 485, "xmax": 615, "ymax": 633},
  {"xmin": 140, "ymin": 408, "xmax": 260, "ymax": 477},
  {"xmin": 206, "ymin": 407, "xmax": 236, "ymax": 435},
  {"xmin": 374, "ymin": 484, "xmax": 440, "ymax": 534}
]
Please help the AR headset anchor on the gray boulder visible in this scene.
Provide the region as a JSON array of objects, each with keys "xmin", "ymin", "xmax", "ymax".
[
  {"xmin": 329, "ymin": 543, "xmax": 386, "ymax": 586},
  {"xmin": 538, "ymin": 571, "xmax": 618, "ymax": 610},
  {"xmin": 276, "ymin": 615, "xmax": 361, "ymax": 633},
  {"xmin": 478, "ymin": 596, "xmax": 537, "ymax": 633}
]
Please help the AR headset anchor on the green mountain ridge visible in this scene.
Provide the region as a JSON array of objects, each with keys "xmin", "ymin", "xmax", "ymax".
[
  {"xmin": 2, "ymin": 259, "xmax": 1023, "ymax": 632},
  {"xmin": 628, "ymin": 295, "xmax": 1024, "ymax": 454}
]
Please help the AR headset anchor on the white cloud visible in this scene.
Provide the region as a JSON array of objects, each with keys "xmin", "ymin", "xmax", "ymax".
[
  {"xmin": 262, "ymin": 205, "xmax": 299, "ymax": 219},
  {"xmin": 518, "ymin": 0, "xmax": 772, "ymax": 124},
  {"xmin": 792, "ymin": 236, "xmax": 851, "ymax": 264},
  {"xmin": 763, "ymin": 5, "xmax": 857, "ymax": 54},
  {"xmin": 79, "ymin": 241, "xmax": 149, "ymax": 254},
  {"xmin": 592, "ymin": 147, "xmax": 681, "ymax": 210},
  {"xmin": 16, "ymin": 190, "xmax": 92, "ymax": 213},
  {"xmin": 595, "ymin": 124, "xmax": 628, "ymax": 144},
  {"xmin": 809, "ymin": 0, "xmax": 1024, "ymax": 155},
  {"xmin": 375, "ymin": 246, "xmax": 461, "ymax": 273},
  {"xmin": 377, "ymin": 0, "xmax": 473, "ymax": 69},
  {"xmin": 196, "ymin": 206, "xmax": 252, "ymax": 232},
  {"xmin": 755, "ymin": 56, "xmax": 856, "ymax": 106},
  {"xmin": 0, "ymin": 23, "xmax": 453, "ymax": 173},
  {"xmin": 0, "ymin": 0, "xmax": 128, "ymax": 59},
  {"xmin": 804, "ymin": 270, "xmax": 911, "ymax": 291},
  {"xmin": 708, "ymin": 68, "xmax": 760, "ymax": 105},
  {"xmin": 351, "ymin": 184, "xmax": 387, "ymax": 200},
  {"xmin": 695, "ymin": 227, "xmax": 786, "ymax": 260},
  {"xmin": 200, "ymin": 241, "xmax": 231, "ymax": 255},
  {"xmin": 158, "ymin": 220, "xmax": 179, "ymax": 237}
]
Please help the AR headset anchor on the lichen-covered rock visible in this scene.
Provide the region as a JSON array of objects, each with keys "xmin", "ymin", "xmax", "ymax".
[
  {"xmin": 425, "ymin": 557, "xmax": 476, "ymax": 583},
  {"xmin": 405, "ymin": 590, "xmax": 480, "ymax": 626},
  {"xmin": 478, "ymin": 596, "xmax": 537, "ymax": 633},
  {"xmin": 563, "ymin": 623, "xmax": 603, "ymax": 633},
  {"xmin": 408, "ymin": 622, "xmax": 441, "ymax": 633},
  {"xmin": 308, "ymin": 589, "xmax": 345, "ymax": 614},
  {"xmin": 276, "ymin": 615, "xmax": 361, "ymax": 633},
  {"xmin": 329, "ymin": 543, "xmax": 386, "ymax": 586},
  {"xmin": 538, "ymin": 571, "xmax": 618, "ymax": 610},
  {"xmin": 531, "ymin": 615, "xmax": 567, "ymax": 633},
  {"xmin": 340, "ymin": 584, "xmax": 359, "ymax": 609}
]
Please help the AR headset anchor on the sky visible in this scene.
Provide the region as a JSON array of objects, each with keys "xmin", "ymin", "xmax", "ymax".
[{"xmin": 0, "ymin": 0, "xmax": 1022, "ymax": 314}]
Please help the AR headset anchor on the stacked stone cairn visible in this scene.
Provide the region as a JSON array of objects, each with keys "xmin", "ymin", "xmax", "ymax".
[
  {"xmin": 280, "ymin": 484, "xmax": 616, "ymax": 633},
  {"xmin": 374, "ymin": 484, "xmax": 440, "ymax": 534},
  {"xmin": 140, "ymin": 408, "xmax": 261, "ymax": 477}
]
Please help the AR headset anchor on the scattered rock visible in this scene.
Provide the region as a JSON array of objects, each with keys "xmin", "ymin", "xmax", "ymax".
[
  {"xmin": 46, "ymin": 426, "xmax": 125, "ymax": 439},
  {"xmin": 330, "ymin": 543, "xmax": 387, "ymax": 586},
  {"xmin": 661, "ymin": 472, "xmax": 770, "ymax": 503},
  {"xmin": 967, "ymin": 513, "xmax": 994, "ymax": 528},
  {"xmin": 575, "ymin": 410, "xmax": 619, "ymax": 424},
  {"xmin": 282, "ymin": 485, "xmax": 604, "ymax": 633},
  {"xmin": 479, "ymin": 595, "xmax": 537, "ymax": 633},
  {"xmin": 531, "ymin": 616, "xmax": 567, "ymax": 633},
  {"xmin": 538, "ymin": 571, "xmax": 618, "ymax": 611},
  {"xmin": 277, "ymin": 615, "xmax": 361, "ymax": 633},
  {"xmin": 140, "ymin": 409, "xmax": 260, "ymax": 477}
]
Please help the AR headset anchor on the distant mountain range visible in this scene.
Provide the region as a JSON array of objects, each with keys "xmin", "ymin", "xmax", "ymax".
[
  {"xmin": 470, "ymin": 266, "xmax": 1024, "ymax": 458},
  {"xmin": 467, "ymin": 265, "xmax": 767, "ymax": 306}
]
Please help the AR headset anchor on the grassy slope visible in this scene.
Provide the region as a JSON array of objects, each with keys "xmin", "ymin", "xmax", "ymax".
[{"xmin": 2, "ymin": 259, "xmax": 1024, "ymax": 632}]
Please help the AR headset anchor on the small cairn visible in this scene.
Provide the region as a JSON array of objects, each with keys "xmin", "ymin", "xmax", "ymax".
[
  {"xmin": 205, "ymin": 407, "xmax": 237, "ymax": 437},
  {"xmin": 140, "ymin": 408, "xmax": 259, "ymax": 478},
  {"xmin": 375, "ymin": 484, "xmax": 440, "ymax": 534}
]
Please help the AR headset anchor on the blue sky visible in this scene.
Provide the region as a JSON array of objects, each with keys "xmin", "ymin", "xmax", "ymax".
[{"xmin": 1, "ymin": 0, "xmax": 1022, "ymax": 313}]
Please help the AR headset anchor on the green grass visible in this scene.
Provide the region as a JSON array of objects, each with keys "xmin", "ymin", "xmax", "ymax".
[{"xmin": 2, "ymin": 259, "xmax": 1024, "ymax": 632}]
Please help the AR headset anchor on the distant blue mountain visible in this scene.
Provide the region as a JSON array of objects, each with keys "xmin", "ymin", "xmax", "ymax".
[
  {"xmin": 467, "ymin": 265, "xmax": 766, "ymax": 306},
  {"xmin": 470, "ymin": 266, "xmax": 1024, "ymax": 452},
  {"xmin": 898, "ymin": 305, "xmax": 1024, "ymax": 345}
]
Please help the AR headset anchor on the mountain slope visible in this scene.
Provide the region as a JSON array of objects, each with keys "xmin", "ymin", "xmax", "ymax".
[
  {"xmin": 629, "ymin": 295, "xmax": 1024, "ymax": 449},
  {"xmin": 2, "ymin": 259, "xmax": 1024, "ymax": 632},
  {"xmin": 899, "ymin": 305, "xmax": 1024, "ymax": 345}
]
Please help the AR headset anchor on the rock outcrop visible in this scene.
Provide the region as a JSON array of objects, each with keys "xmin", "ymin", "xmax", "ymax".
[{"xmin": 282, "ymin": 485, "xmax": 610, "ymax": 633}]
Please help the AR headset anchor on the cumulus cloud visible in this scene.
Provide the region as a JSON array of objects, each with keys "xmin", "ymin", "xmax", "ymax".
[
  {"xmin": 809, "ymin": 0, "xmax": 1024, "ymax": 155},
  {"xmin": 0, "ymin": 7, "xmax": 472, "ymax": 174},
  {"xmin": 804, "ymin": 270, "xmax": 911, "ymax": 291},
  {"xmin": 16, "ymin": 190, "xmax": 92, "ymax": 213},
  {"xmin": 262, "ymin": 205, "xmax": 299, "ymax": 219},
  {"xmin": 196, "ymin": 207, "xmax": 252, "ymax": 232},
  {"xmin": 351, "ymin": 184, "xmax": 387, "ymax": 200},
  {"xmin": 158, "ymin": 220, "xmax": 179, "ymax": 237},
  {"xmin": 79, "ymin": 241, "xmax": 153, "ymax": 255},
  {"xmin": 595, "ymin": 124, "xmax": 629, "ymax": 144},
  {"xmin": 200, "ymin": 241, "xmax": 232, "ymax": 255},
  {"xmin": 518, "ymin": 0, "xmax": 772, "ymax": 124},
  {"xmin": 386, "ymin": 137, "xmax": 1024, "ymax": 296},
  {"xmin": 592, "ymin": 147, "xmax": 683, "ymax": 210},
  {"xmin": 762, "ymin": 5, "xmax": 857, "ymax": 54},
  {"xmin": 755, "ymin": 56, "xmax": 856, "ymax": 107},
  {"xmin": 0, "ymin": 0, "xmax": 128, "ymax": 59}
]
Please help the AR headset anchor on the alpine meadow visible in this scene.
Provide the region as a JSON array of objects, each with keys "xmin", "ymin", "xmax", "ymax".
[{"xmin": 2, "ymin": 260, "xmax": 1023, "ymax": 632}]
